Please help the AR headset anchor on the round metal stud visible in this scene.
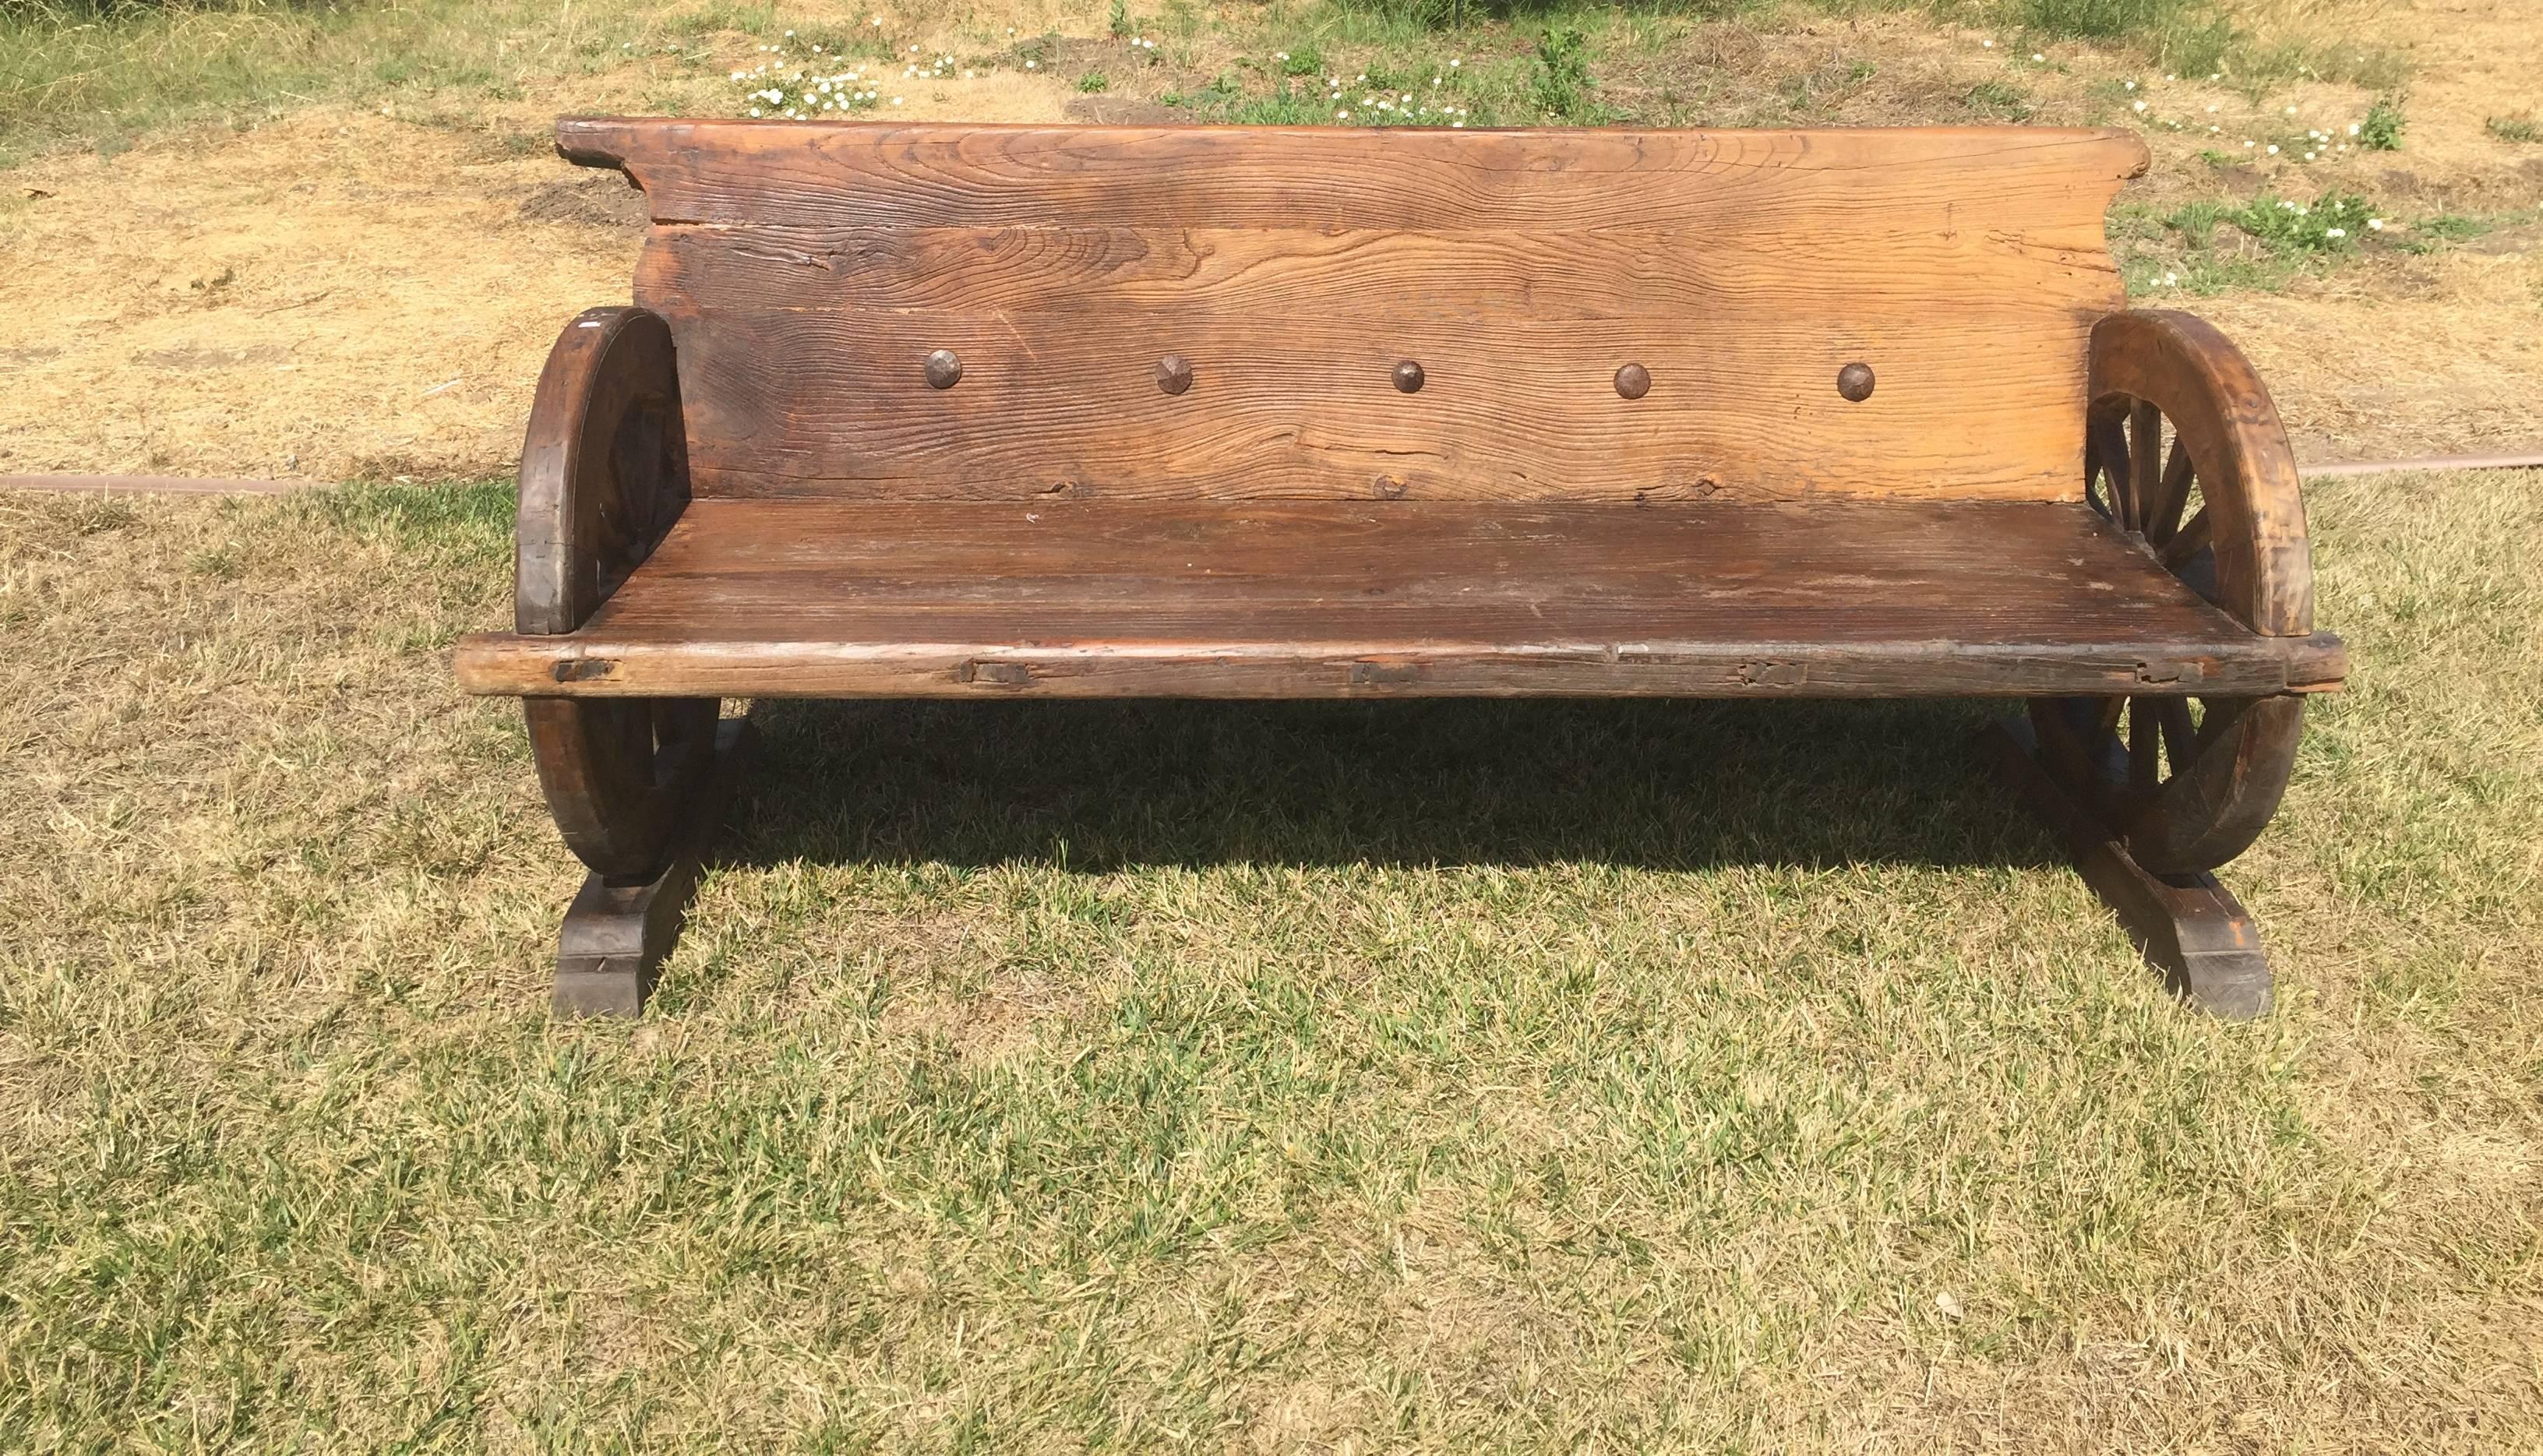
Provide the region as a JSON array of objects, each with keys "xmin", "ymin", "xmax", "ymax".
[
  {"xmin": 1836, "ymin": 361, "xmax": 1875, "ymax": 402},
  {"xmin": 924, "ymin": 349, "xmax": 963, "ymax": 390},
  {"xmin": 1155, "ymin": 354, "xmax": 1194, "ymax": 396},
  {"xmin": 1614, "ymin": 363, "xmax": 1651, "ymax": 400},
  {"xmin": 1392, "ymin": 359, "xmax": 1426, "ymax": 393}
]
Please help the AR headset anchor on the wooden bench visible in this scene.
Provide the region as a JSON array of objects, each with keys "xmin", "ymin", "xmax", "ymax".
[{"xmin": 454, "ymin": 118, "xmax": 2347, "ymax": 1018}]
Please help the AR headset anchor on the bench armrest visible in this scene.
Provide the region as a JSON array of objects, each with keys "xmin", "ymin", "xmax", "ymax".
[
  {"xmin": 516, "ymin": 307, "xmax": 691, "ymax": 635},
  {"xmin": 2087, "ymin": 309, "xmax": 2312, "ymax": 640}
]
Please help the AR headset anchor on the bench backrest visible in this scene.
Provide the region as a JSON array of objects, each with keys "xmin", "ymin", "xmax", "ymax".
[{"xmin": 560, "ymin": 119, "xmax": 2146, "ymax": 503}]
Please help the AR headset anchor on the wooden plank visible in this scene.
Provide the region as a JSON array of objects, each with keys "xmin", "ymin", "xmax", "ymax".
[
  {"xmin": 450, "ymin": 499, "xmax": 2349, "ymax": 700},
  {"xmin": 554, "ymin": 120, "xmax": 2146, "ymax": 503},
  {"xmin": 633, "ymin": 223, "xmax": 2125, "ymax": 321},
  {"xmin": 560, "ymin": 121, "xmax": 2149, "ymax": 234},
  {"xmin": 1983, "ymin": 717, "xmax": 2272, "ymax": 1017},
  {"xmin": 658, "ymin": 307, "xmax": 2094, "ymax": 502}
]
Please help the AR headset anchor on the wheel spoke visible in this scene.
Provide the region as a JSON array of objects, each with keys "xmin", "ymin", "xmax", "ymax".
[
  {"xmin": 2126, "ymin": 400, "xmax": 2162, "ymax": 534},
  {"xmin": 2145, "ymin": 436, "xmax": 2196, "ymax": 545},
  {"xmin": 2128, "ymin": 699, "xmax": 2162, "ymax": 795},
  {"xmin": 2155, "ymin": 698, "xmax": 2197, "ymax": 774},
  {"xmin": 2160, "ymin": 506, "xmax": 2213, "ymax": 570},
  {"xmin": 2087, "ymin": 413, "xmax": 2132, "ymax": 523}
]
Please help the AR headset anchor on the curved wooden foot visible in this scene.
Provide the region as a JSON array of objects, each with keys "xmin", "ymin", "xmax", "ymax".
[
  {"xmin": 1985, "ymin": 717, "xmax": 2270, "ymax": 1018},
  {"xmin": 553, "ymin": 717, "xmax": 757, "ymax": 1018}
]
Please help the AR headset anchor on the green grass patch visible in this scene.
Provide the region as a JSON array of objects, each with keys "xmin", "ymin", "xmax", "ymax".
[
  {"xmin": 2488, "ymin": 114, "xmax": 2541, "ymax": 144},
  {"xmin": 2360, "ymin": 96, "xmax": 2405, "ymax": 150},
  {"xmin": 2, "ymin": 472, "xmax": 2537, "ymax": 1444}
]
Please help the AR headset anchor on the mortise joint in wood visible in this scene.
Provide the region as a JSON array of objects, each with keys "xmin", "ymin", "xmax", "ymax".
[
  {"xmin": 1349, "ymin": 661, "xmax": 1423, "ymax": 688},
  {"xmin": 956, "ymin": 660, "xmax": 1035, "ymax": 686}
]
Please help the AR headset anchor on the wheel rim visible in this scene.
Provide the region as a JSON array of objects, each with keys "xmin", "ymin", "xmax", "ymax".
[{"xmin": 2029, "ymin": 376, "xmax": 2304, "ymax": 875}]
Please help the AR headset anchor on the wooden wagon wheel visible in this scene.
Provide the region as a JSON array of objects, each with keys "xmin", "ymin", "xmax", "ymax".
[
  {"xmin": 517, "ymin": 307, "xmax": 718, "ymax": 881},
  {"xmin": 2026, "ymin": 311, "xmax": 2314, "ymax": 876}
]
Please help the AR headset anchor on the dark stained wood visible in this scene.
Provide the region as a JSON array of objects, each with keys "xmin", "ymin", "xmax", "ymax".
[
  {"xmin": 514, "ymin": 306, "xmax": 721, "ymax": 880},
  {"xmin": 453, "ymin": 498, "xmax": 2348, "ymax": 701},
  {"xmin": 553, "ymin": 717, "xmax": 756, "ymax": 1018},
  {"xmin": 554, "ymin": 119, "xmax": 2149, "ymax": 503},
  {"xmin": 1985, "ymin": 717, "xmax": 2272, "ymax": 1018}
]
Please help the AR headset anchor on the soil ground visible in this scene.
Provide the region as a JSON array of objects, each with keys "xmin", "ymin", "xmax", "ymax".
[{"xmin": 2, "ymin": 0, "xmax": 2538, "ymax": 481}]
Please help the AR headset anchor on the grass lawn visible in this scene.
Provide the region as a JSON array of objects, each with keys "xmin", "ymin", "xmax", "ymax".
[{"xmin": 2, "ymin": 469, "xmax": 2537, "ymax": 1447}]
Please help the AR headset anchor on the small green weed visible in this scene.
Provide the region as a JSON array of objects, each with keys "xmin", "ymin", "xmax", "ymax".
[
  {"xmin": 1965, "ymin": 79, "xmax": 2032, "ymax": 121},
  {"xmin": 1530, "ymin": 25, "xmax": 1598, "ymax": 122},
  {"xmin": 1109, "ymin": 0, "xmax": 1132, "ymax": 38},
  {"xmin": 2361, "ymin": 97, "xmax": 2405, "ymax": 150},
  {"xmin": 1078, "ymin": 72, "xmax": 1109, "ymax": 92},
  {"xmin": 1279, "ymin": 44, "xmax": 1321, "ymax": 76},
  {"xmin": 2488, "ymin": 115, "xmax": 2542, "ymax": 144},
  {"xmin": 2228, "ymin": 192, "xmax": 2375, "ymax": 252}
]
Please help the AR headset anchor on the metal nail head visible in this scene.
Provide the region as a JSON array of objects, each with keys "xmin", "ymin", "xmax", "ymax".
[
  {"xmin": 1155, "ymin": 354, "xmax": 1194, "ymax": 395},
  {"xmin": 1392, "ymin": 359, "xmax": 1425, "ymax": 393},
  {"xmin": 925, "ymin": 349, "xmax": 962, "ymax": 390},
  {"xmin": 1614, "ymin": 363, "xmax": 1651, "ymax": 400},
  {"xmin": 1836, "ymin": 362, "xmax": 1875, "ymax": 402}
]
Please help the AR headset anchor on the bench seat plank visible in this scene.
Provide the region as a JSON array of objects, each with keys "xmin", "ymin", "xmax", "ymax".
[{"xmin": 454, "ymin": 499, "xmax": 2344, "ymax": 700}]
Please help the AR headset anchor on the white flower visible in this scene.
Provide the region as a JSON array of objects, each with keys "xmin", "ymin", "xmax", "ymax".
[
  {"xmin": 1356, "ymin": 72, "xmax": 1367, "ymax": 80},
  {"xmin": 2125, "ymin": 80, "xmax": 2136, "ymax": 90},
  {"xmin": 892, "ymin": 96, "xmax": 903, "ymax": 104},
  {"xmin": 2284, "ymin": 104, "xmax": 2297, "ymax": 115},
  {"xmin": 2347, "ymin": 122, "xmax": 2360, "ymax": 134},
  {"xmin": 1025, "ymin": 60, "xmax": 1036, "ymax": 69},
  {"xmin": 1449, "ymin": 58, "xmax": 1461, "ymax": 67},
  {"xmin": 2031, "ymin": 51, "xmax": 2045, "ymax": 61},
  {"xmin": 1337, "ymin": 110, "xmax": 1349, "ymax": 119},
  {"xmin": 2367, "ymin": 217, "xmax": 2385, "ymax": 231},
  {"xmin": 2243, "ymin": 139, "xmax": 2254, "ymax": 147},
  {"xmin": 1981, "ymin": 39, "xmax": 1994, "ymax": 48},
  {"xmin": 1432, "ymin": 76, "xmax": 1442, "ymax": 86},
  {"xmin": 2133, "ymin": 101, "xmax": 2146, "ymax": 112},
  {"xmin": 1276, "ymin": 51, "xmax": 1289, "ymax": 60},
  {"xmin": 2325, "ymin": 227, "xmax": 2344, "ymax": 238},
  {"xmin": 2266, "ymin": 143, "xmax": 2279, "ymax": 153},
  {"xmin": 2164, "ymin": 271, "xmax": 2178, "ymax": 284},
  {"xmin": 2303, "ymin": 151, "xmax": 2316, "ymax": 160}
]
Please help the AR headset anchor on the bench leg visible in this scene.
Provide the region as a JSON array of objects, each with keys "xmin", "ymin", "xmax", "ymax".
[
  {"xmin": 551, "ymin": 717, "xmax": 757, "ymax": 1018},
  {"xmin": 1980, "ymin": 717, "xmax": 2272, "ymax": 1019}
]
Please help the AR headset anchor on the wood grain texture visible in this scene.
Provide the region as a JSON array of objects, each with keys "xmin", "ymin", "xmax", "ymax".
[
  {"xmin": 452, "ymin": 499, "xmax": 2347, "ymax": 700},
  {"xmin": 557, "ymin": 120, "xmax": 2150, "ymax": 502}
]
